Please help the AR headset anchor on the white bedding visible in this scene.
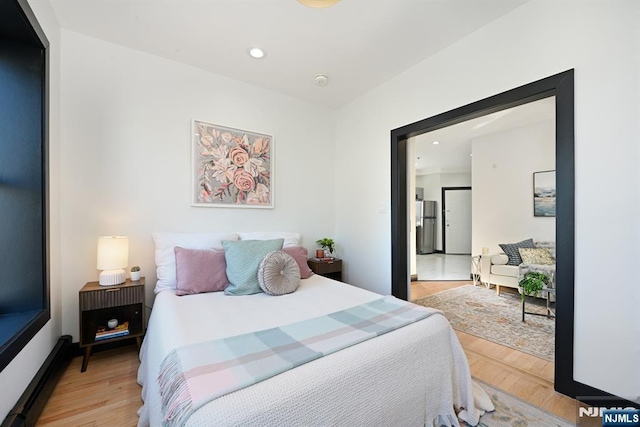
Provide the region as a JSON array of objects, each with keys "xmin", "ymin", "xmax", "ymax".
[{"xmin": 137, "ymin": 275, "xmax": 491, "ymax": 426}]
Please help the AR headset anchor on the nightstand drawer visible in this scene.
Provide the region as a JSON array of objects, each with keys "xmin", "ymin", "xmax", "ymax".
[
  {"xmin": 80, "ymin": 285, "xmax": 144, "ymax": 311},
  {"xmin": 307, "ymin": 259, "xmax": 343, "ymax": 281},
  {"xmin": 311, "ymin": 260, "xmax": 342, "ymax": 274}
]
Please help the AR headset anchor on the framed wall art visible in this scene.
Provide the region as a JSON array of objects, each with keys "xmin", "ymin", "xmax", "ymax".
[
  {"xmin": 533, "ymin": 170, "xmax": 555, "ymax": 217},
  {"xmin": 192, "ymin": 120, "xmax": 273, "ymax": 208}
]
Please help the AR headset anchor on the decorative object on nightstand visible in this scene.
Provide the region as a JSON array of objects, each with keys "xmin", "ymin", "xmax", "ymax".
[
  {"xmin": 307, "ymin": 258, "xmax": 342, "ymax": 282},
  {"xmin": 79, "ymin": 277, "xmax": 145, "ymax": 372},
  {"xmin": 130, "ymin": 265, "xmax": 141, "ymax": 281},
  {"xmin": 97, "ymin": 236, "xmax": 129, "ymax": 286},
  {"xmin": 316, "ymin": 237, "xmax": 335, "ymax": 259}
]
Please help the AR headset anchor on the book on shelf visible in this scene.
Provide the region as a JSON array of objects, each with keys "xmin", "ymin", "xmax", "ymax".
[
  {"xmin": 95, "ymin": 321, "xmax": 129, "ymax": 340},
  {"xmin": 312, "ymin": 257, "xmax": 335, "ymax": 262}
]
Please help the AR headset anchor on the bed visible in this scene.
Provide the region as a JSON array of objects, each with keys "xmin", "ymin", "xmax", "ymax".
[{"xmin": 137, "ymin": 232, "xmax": 492, "ymax": 427}]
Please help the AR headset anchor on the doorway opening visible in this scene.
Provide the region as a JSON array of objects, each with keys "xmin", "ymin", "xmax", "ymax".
[
  {"xmin": 414, "ymin": 186, "xmax": 472, "ymax": 282},
  {"xmin": 409, "ymin": 98, "xmax": 558, "ymax": 380},
  {"xmin": 391, "ymin": 70, "xmax": 576, "ymax": 398},
  {"xmin": 441, "ymin": 187, "xmax": 472, "ymax": 255},
  {"xmin": 410, "ymin": 98, "xmax": 556, "ymax": 283}
]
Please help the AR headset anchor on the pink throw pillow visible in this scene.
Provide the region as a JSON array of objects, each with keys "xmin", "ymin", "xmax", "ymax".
[
  {"xmin": 282, "ymin": 246, "xmax": 314, "ymax": 279},
  {"xmin": 174, "ymin": 247, "xmax": 229, "ymax": 295}
]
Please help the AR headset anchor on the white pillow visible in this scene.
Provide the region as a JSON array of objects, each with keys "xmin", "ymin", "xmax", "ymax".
[
  {"xmin": 152, "ymin": 232, "xmax": 239, "ymax": 293},
  {"xmin": 238, "ymin": 231, "xmax": 301, "ymax": 248}
]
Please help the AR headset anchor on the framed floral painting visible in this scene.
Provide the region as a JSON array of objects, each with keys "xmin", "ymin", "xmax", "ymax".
[{"xmin": 192, "ymin": 120, "xmax": 273, "ymax": 208}]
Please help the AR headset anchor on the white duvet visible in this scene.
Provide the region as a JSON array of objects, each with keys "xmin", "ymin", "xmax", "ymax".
[{"xmin": 137, "ymin": 275, "xmax": 492, "ymax": 426}]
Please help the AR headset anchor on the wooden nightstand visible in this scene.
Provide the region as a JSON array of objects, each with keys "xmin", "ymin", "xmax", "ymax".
[
  {"xmin": 307, "ymin": 258, "xmax": 343, "ymax": 282},
  {"xmin": 79, "ymin": 278, "xmax": 146, "ymax": 372}
]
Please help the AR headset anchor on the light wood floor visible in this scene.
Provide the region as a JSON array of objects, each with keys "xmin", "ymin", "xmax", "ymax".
[
  {"xmin": 36, "ymin": 345, "xmax": 142, "ymax": 426},
  {"xmin": 37, "ymin": 281, "xmax": 576, "ymax": 426},
  {"xmin": 413, "ymin": 280, "xmax": 576, "ymax": 423}
]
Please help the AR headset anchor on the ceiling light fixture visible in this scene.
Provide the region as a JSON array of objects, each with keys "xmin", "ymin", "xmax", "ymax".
[
  {"xmin": 297, "ymin": 0, "xmax": 340, "ymax": 8},
  {"xmin": 432, "ymin": 141, "xmax": 440, "ymax": 145},
  {"xmin": 249, "ymin": 48, "xmax": 265, "ymax": 59}
]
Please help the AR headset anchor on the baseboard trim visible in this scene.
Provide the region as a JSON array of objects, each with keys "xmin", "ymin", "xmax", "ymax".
[
  {"xmin": 2, "ymin": 335, "xmax": 72, "ymax": 427},
  {"xmin": 571, "ymin": 380, "xmax": 639, "ymax": 409}
]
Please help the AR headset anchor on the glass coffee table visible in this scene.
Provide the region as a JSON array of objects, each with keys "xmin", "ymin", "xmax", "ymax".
[{"xmin": 522, "ymin": 287, "xmax": 556, "ymax": 322}]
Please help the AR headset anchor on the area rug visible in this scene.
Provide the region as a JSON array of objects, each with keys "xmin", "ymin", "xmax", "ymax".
[
  {"xmin": 413, "ymin": 285, "xmax": 554, "ymax": 361},
  {"xmin": 470, "ymin": 380, "xmax": 572, "ymax": 427}
]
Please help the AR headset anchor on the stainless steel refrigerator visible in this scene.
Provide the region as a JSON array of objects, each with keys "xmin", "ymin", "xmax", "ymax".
[{"xmin": 416, "ymin": 200, "xmax": 436, "ymax": 254}]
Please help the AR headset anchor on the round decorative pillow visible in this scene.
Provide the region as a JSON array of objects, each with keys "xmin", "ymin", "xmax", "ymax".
[{"xmin": 258, "ymin": 250, "xmax": 301, "ymax": 296}]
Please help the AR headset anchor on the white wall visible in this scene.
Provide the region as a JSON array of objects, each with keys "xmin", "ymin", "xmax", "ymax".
[
  {"xmin": 59, "ymin": 31, "xmax": 336, "ymax": 341},
  {"xmin": 0, "ymin": 0, "xmax": 63, "ymax": 419},
  {"xmin": 472, "ymin": 120, "xmax": 555, "ymax": 256},
  {"xmin": 335, "ymin": 1, "xmax": 639, "ymax": 402},
  {"xmin": 416, "ymin": 172, "xmax": 471, "ymax": 251}
]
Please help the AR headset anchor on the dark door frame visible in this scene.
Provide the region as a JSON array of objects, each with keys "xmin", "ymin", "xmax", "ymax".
[
  {"xmin": 391, "ymin": 70, "xmax": 594, "ymax": 400},
  {"xmin": 441, "ymin": 186, "xmax": 471, "ymax": 255}
]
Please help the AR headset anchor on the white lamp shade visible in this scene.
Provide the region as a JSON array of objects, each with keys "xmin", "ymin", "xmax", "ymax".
[{"xmin": 97, "ymin": 236, "xmax": 129, "ymax": 270}]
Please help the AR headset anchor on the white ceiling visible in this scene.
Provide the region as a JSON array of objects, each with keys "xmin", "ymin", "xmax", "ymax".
[
  {"xmin": 45, "ymin": 0, "xmax": 527, "ymax": 109},
  {"xmin": 413, "ymin": 96, "xmax": 555, "ymax": 175}
]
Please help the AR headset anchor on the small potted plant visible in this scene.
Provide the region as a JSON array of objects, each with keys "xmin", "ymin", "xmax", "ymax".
[
  {"xmin": 519, "ymin": 271, "xmax": 550, "ymax": 321},
  {"xmin": 316, "ymin": 238, "xmax": 335, "ymax": 259},
  {"xmin": 130, "ymin": 265, "xmax": 141, "ymax": 281}
]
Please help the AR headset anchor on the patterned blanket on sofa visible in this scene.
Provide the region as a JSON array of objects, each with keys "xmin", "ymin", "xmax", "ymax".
[{"xmin": 518, "ymin": 241, "xmax": 556, "ymax": 298}]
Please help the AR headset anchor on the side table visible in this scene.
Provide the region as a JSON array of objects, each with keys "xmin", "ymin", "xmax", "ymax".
[
  {"xmin": 471, "ymin": 255, "xmax": 489, "ymax": 288},
  {"xmin": 79, "ymin": 278, "xmax": 146, "ymax": 372},
  {"xmin": 471, "ymin": 255, "xmax": 481, "ymax": 286},
  {"xmin": 521, "ymin": 287, "xmax": 556, "ymax": 322},
  {"xmin": 307, "ymin": 258, "xmax": 342, "ymax": 282}
]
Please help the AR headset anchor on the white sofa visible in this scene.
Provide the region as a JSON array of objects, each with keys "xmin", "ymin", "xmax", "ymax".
[{"xmin": 480, "ymin": 241, "xmax": 555, "ymax": 297}]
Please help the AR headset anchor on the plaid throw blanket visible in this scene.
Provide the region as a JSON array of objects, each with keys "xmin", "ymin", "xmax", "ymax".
[{"xmin": 158, "ymin": 296, "xmax": 439, "ymax": 426}]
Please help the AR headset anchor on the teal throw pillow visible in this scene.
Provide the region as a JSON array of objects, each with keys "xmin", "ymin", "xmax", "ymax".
[{"xmin": 223, "ymin": 239, "xmax": 284, "ymax": 295}]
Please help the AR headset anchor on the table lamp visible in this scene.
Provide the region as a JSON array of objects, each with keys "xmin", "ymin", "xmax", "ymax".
[{"xmin": 97, "ymin": 236, "xmax": 129, "ymax": 286}]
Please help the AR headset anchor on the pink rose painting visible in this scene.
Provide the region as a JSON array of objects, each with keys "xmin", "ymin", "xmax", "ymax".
[{"xmin": 193, "ymin": 120, "xmax": 273, "ymax": 207}]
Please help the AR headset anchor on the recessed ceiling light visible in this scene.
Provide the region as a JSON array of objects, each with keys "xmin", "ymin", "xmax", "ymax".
[
  {"xmin": 297, "ymin": 0, "xmax": 340, "ymax": 8},
  {"xmin": 249, "ymin": 48, "xmax": 265, "ymax": 59},
  {"xmin": 432, "ymin": 141, "xmax": 440, "ymax": 145}
]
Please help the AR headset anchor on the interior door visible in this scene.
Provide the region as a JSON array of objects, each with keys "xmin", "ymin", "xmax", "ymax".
[{"xmin": 444, "ymin": 188, "xmax": 472, "ymax": 254}]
